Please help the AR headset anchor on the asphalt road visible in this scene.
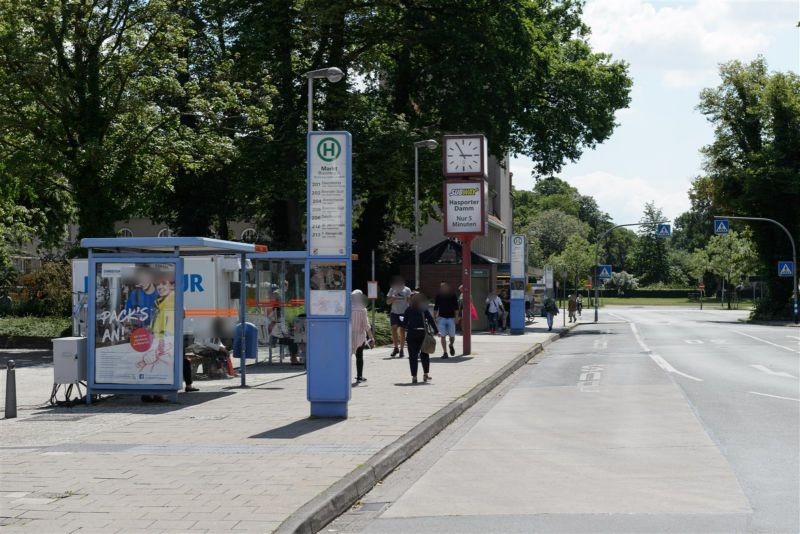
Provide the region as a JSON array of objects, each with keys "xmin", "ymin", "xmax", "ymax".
[{"xmin": 328, "ymin": 307, "xmax": 800, "ymax": 533}]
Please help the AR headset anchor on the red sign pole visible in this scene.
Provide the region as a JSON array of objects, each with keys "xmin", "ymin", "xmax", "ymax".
[{"xmin": 461, "ymin": 235, "xmax": 474, "ymax": 355}]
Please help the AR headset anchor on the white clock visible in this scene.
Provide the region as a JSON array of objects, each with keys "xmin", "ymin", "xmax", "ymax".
[{"xmin": 443, "ymin": 134, "xmax": 486, "ymax": 177}]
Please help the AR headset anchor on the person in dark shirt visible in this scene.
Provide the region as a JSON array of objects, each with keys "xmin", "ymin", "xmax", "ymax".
[
  {"xmin": 400, "ymin": 292, "xmax": 438, "ymax": 384},
  {"xmin": 433, "ymin": 282, "xmax": 459, "ymax": 358}
]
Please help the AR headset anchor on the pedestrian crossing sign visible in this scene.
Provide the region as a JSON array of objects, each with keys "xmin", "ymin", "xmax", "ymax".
[
  {"xmin": 714, "ymin": 219, "xmax": 729, "ymax": 235},
  {"xmin": 778, "ymin": 261, "xmax": 794, "ymax": 277},
  {"xmin": 598, "ymin": 265, "xmax": 612, "ymax": 280},
  {"xmin": 656, "ymin": 223, "xmax": 671, "ymax": 238}
]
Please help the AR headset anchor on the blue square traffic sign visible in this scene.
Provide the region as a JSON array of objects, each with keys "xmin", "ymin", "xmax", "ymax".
[
  {"xmin": 714, "ymin": 219, "xmax": 729, "ymax": 235},
  {"xmin": 778, "ymin": 261, "xmax": 794, "ymax": 277},
  {"xmin": 656, "ymin": 223, "xmax": 671, "ymax": 238},
  {"xmin": 598, "ymin": 265, "xmax": 612, "ymax": 280}
]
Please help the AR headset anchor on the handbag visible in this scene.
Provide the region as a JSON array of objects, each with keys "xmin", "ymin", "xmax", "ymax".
[{"xmin": 422, "ymin": 315, "xmax": 438, "ymax": 354}]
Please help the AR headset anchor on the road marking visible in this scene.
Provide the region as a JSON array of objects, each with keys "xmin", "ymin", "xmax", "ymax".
[
  {"xmin": 732, "ymin": 330, "xmax": 799, "ymax": 353},
  {"xmin": 629, "ymin": 323, "xmax": 704, "ymax": 382},
  {"xmin": 750, "ymin": 364, "xmax": 797, "ymax": 379},
  {"xmin": 593, "ymin": 338, "xmax": 608, "ymax": 350},
  {"xmin": 684, "ymin": 339, "xmax": 704, "ymax": 344},
  {"xmin": 787, "ymin": 335, "xmax": 800, "ymax": 341},
  {"xmin": 749, "ymin": 391, "xmax": 800, "ymax": 402},
  {"xmin": 578, "ymin": 364, "xmax": 603, "ymax": 392}
]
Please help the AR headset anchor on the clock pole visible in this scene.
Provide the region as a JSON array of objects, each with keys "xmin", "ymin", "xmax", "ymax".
[{"xmin": 461, "ymin": 235, "xmax": 474, "ymax": 355}]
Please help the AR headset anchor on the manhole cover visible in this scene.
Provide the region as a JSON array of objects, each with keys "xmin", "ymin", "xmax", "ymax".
[{"xmin": 24, "ymin": 414, "xmax": 93, "ymax": 422}]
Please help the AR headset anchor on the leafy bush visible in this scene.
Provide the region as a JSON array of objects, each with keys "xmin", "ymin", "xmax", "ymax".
[
  {"xmin": 0, "ymin": 316, "xmax": 71, "ymax": 337},
  {"xmin": 11, "ymin": 261, "xmax": 72, "ymax": 317}
]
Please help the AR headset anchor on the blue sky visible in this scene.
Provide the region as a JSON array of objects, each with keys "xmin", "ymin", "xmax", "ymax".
[{"xmin": 511, "ymin": 0, "xmax": 799, "ymax": 224}]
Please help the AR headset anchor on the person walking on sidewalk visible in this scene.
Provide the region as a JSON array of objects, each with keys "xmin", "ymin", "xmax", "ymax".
[
  {"xmin": 387, "ymin": 276, "xmax": 412, "ymax": 358},
  {"xmin": 351, "ymin": 290, "xmax": 374, "ymax": 384},
  {"xmin": 401, "ymin": 292, "xmax": 438, "ymax": 384},
  {"xmin": 543, "ymin": 296, "xmax": 559, "ymax": 331},
  {"xmin": 576, "ymin": 293, "xmax": 583, "ymax": 317},
  {"xmin": 433, "ymin": 281, "xmax": 458, "ymax": 358},
  {"xmin": 485, "ymin": 291, "xmax": 504, "ymax": 334},
  {"xmin": 568, "ymin": 292, "xmax": 578, "ymax": 323}
]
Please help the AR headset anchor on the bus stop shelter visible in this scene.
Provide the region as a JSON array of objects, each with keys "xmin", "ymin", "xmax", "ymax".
[{"xmin": 80, "ymin": 237, "xmax": 266, "ymax": 402}]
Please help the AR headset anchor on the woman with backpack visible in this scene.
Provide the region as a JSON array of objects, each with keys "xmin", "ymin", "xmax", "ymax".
[{"xmin": 543, "ymin": 296, "xmax": 559, "ymax": 331}]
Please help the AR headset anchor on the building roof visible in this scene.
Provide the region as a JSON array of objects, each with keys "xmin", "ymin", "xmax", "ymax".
[
  {"xmin": 414, "ymin": 239, "xmax": 497, "ymax": 265},
  {"xmin": 80, "ymin": 237, "xmax": 266, "ymax": 256}
]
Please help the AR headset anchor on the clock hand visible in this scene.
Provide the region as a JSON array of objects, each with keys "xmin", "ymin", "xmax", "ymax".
[{"xmin": 456, "ymin": 143, "xmax": 465, "ymax": 157}]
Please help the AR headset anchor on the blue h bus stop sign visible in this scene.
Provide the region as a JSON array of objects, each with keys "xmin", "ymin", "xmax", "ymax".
[{"xmin": 306, "ymin": 131, "xmax": 352, "ymax": 418}]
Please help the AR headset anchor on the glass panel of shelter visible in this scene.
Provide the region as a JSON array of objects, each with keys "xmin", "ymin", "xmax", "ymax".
[{"xmin": 248, "ymin": 260, "xmax": 306, "ymax": 364}]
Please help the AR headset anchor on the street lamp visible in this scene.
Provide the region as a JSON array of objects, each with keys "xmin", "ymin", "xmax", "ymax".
[
  {"xmin": 413, "ymin": 139, "xmax": 439, "ymax": 289},
  {"xmin": 304, "ymin": 67, "xmax": 344, "ymax": 132}
]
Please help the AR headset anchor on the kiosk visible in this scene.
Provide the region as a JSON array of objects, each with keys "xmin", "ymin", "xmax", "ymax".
[{"xmin": 80, "ymin": 237, "xmax": 264, "ymax": 402}]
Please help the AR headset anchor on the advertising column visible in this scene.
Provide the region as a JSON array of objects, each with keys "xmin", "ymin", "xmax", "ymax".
[
  {"xmin": 306, "ymin": 131, "xmax": 352, "ymax": 418},
  {"xmin": 509, "ymin": 234, "xmax": 526, "ymax": 335}
]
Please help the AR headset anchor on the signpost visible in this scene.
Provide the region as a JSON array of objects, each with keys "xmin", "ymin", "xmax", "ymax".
[
  {"xmin": 509, "ymin": 234, "xmax": 526, "ymax": 335},
  {"xmin": 598, "ymin": 265, "xmax": 612, "ymax": 280},
  {"xmin": 442, "ymin": 134, "xmax": 488, "ymax": 355},
  {"xmin": 714, "ymin": 219, "xmax": 729, "ymax": 235},
  {"xmin": 306, "ymin": 131, "xmax": 352, "ymax": 417},
  {"xmin": 714, "ymin": 216, "xmax": 798, "ymax": 325},
  {"xmin": 778, "ymin": 261, "xmax": 794, "ymax": 278},
  {"xmin": 656, "ymin": 223, "xmax": 672, "ymax": 238}
]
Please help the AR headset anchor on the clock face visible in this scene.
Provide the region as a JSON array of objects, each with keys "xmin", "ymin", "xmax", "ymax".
[{"xmin": 445, "ymin": 137, "xmax": 483, "ymax": 175}]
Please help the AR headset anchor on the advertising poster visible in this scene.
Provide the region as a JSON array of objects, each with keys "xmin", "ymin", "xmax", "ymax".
[
  {"xmin": 309, "ymin": 262, "xmax": 347, "ymax": 316},
  {"xmin": 94, "ymin": 262, "xmax": 176, "ymax": 385},
  {"xmin": 444, "ymin": 180, "xmax": 485, "ymax": 236}
]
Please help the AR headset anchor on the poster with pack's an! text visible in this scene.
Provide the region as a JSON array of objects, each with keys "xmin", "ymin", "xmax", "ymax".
[{"xmin": 94, "ymin": 262, "xmax": 176, "ymax": 385}]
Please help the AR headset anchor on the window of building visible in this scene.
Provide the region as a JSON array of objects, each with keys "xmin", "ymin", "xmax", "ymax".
[
  {"xmin": 157, "ymin": 228, "xmax": 174, "ymax": 238},
  {"xmin": 241, "ymin": 228, "xmax": 257, "ymax": 243},
  {"xmin": 118, "ymin": 228, "xmax": 133, "ymax": 238}
]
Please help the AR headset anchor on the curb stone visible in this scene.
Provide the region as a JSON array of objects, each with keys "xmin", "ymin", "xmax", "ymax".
[{"xmin": 276, "ymin": 323, "xmax": 579, "ymax": 534}]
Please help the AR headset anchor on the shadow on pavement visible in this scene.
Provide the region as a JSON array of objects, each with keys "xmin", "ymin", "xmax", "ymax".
[
  {"xmin": 433, "ymin": 356, "xmax": 474, "ymax": 363},
  {"xmin": 0, "ymin": 350, "xmax": 52, "ymax": 368},
  {"xmin": 249, "ymin": 417, "xmax": 344, "ymax": 439},
  {"xmin": 29, "ymin": 390, "xmax": 236, "ymax": 416}
]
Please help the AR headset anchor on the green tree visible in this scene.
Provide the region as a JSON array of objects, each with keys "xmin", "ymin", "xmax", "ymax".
[
  {"xmin": 0, "ymin": 0, "xmax": 192, "ymax": 239},
  {"xmin": 698, "ymin": 57, "xmax": 800, "ymax": 318},
  {"xmin": 672, "ymin": 176, "xmax": 716, "ymax": 253},
  {"xmin": 631, "ymin": 202, "xmax": 669, "ymax": 285},
  {"xmin": 604, "ymin": 227, "xmax": 637, "ymax": 271},
  {"xmin": 522, "ymin": 209, "xmax": 589, "ymax": 261},
  {"xmin": 703, "ymin": 230, "xmax": 759, "ymax": 309},
  {"xmin": 549, "ymin": 234, "xmax": 594, "ymax": 290}
]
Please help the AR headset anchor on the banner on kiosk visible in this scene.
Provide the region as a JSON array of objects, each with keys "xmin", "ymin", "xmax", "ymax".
[
  {"xmin": 94, "ymin": 262, "xmax": 177, "ymax": 385},
  {"xmin": 444, "ymin": 180, "xmax": 486, "ymax": 236},
  {"xmin": 510, "ymin": 234, "xmax": 526, "ymax": 279}
]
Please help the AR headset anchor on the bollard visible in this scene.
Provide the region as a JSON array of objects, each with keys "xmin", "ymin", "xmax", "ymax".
[{"xmin": 5, "ymin": 360, "xmax": 16, "ymax": 419}]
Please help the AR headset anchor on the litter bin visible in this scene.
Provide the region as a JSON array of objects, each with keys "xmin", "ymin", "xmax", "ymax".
[{"xmin": 233, "ymin": 322, "xmax": 258, "ymax": 360}]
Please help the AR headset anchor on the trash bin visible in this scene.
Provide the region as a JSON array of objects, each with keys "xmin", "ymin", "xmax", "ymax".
[{"xmin": 233, "ymin": 322, "xmax": 258, "ymax": 359}]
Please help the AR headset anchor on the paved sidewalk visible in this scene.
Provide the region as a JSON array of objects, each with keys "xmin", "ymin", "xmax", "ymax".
[{"xmin": 1, "ymin": 321, "xmax": 574, "ymax": 533}]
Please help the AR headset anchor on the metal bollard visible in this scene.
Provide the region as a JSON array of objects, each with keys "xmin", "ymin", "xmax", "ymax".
[{"xmin": 5, "ymin": 360, "xmax": 16, "ymax": 419}]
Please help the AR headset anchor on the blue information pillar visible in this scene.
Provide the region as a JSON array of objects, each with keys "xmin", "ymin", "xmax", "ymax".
[
  {"xmin": 509, "ymin": 234, "xmax": 527, "ymax": 335},
  {"xmin": 306, "ymin": 131, "xmax": 352, "ymax": 418}
]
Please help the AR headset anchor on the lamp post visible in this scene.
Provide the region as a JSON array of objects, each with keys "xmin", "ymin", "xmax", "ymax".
[
  {"xmin": 413, "ymin": 139, "xmax": 439, "ymax": 289},
  {"xmin": 304, "ymin": 67, "xmax": 344, "ymax": 132}
]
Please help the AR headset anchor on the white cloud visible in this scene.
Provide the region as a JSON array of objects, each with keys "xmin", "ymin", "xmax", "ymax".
[
  {"xmin": 583, "ymin": 0, "xmax": 792, "ymax": 87},
  {"xmin": 564, "ymin": 171, "xmax": 692, "ymax": 224},
  {"xmin": 584, "ymin": 0, "xmax": 783, "ymax": 61},
  {"xmin": 662, "ymin": 68, "xmax": 716, "ymax": 88}
]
